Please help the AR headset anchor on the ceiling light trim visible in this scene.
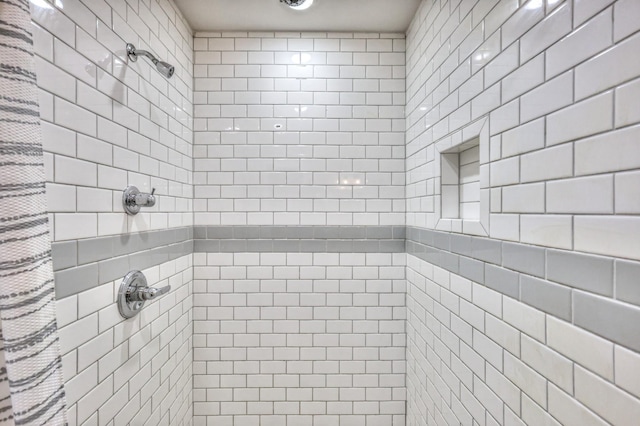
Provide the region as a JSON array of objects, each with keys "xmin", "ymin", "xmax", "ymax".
[{"xmin": 280, "ymin": 0, "xmax": 314, "ymax": 11}]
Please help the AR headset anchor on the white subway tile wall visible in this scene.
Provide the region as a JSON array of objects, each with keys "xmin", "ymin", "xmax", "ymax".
[
  {"xmin": 192, "ymin": 32, "xmax": 406, "ymax": 227},
  {"xmin": 192, "ymin": 252, "xmax": 407, "ymax": 425},
  {"xmin": 29, "ymin": 0, "xmax": 640, "ymax": 424},
  {"xmin": 405, "ymin": 1, "xmax": 640, "ymax": 425},
  {"xmin": 406, "ymin": 0, "xmax": 640, "ymax": 261},
  {"xmin": 406, "ymin": 255, "xmax": 640, "ymax": 426},
  {"xmin": 34, "ymin": 0, "xmax": 194, "ymax": 242},
  {"xmin": 32, "ymin": 0, "xmax": 195, "ymax": 424},
  {"xmin": 59, "ymin": 255, "xmax": 193, "ymax": 426}
]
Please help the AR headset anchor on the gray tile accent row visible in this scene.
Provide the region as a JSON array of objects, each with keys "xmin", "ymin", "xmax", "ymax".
[
  {"xmin": 194, "ymin": 225, "xmax": 407, "ymax": 241},
  {"xmin": 52, "ymin": 226, "xmax": 404, "ymax": 299},
  {"xmin": 51, "ymin": 227, "xmax": 194, "ymax": 271},
  {"xmin": 193, "ymin": 226, "xmax": 406, "ymax": 253},
  {"xmin": 194, "ymin": 239, "xmax": 405, "ymax": 253},
  {"xmin": 405, "ymin": 226, "xmax": 640, "ymax": 353},
  {"xmin": 574, "ymin": 291, "xmax": 640, "ymax": 353},
  {"xmin": 51, "ymin": 223, "xmax": 640, "ymax": 352},
  {"xmin": 52, "ymin": 227, "xmax": 193, "ymax": 300}
]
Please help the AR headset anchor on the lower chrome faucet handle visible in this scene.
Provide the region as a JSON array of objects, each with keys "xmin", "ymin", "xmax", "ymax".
[
  {"xmin": 142, "ymin": 285, "xmax": 170, "ymax": 300},
  {"xmin": 129, "ymin": 285, "xmax": 171, "ymax": 302}
]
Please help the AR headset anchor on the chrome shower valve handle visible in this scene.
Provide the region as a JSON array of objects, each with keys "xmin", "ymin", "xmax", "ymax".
[
  {"xmin": 123, "ymin": 185, "xmax": 156, "ymax": 215},
  {"xmin": 118, "ymin": 271, "xmax": 171, "ymax": 319},
  {"xmin": 128, "ymin": 285, "xmax": 170, "ymax": 302}
]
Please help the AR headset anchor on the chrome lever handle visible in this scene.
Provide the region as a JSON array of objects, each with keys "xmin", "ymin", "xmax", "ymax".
[
  {"xmin": 129, "ymin": 285, "xmax": 171, "ymax": 302},
  {"xmin": 119, "ymin": 271, "xmax": 171, "ymax": 319},
  {"xmin": 123, "ymin": 185, "xmax": 157, "ymax": 215}
]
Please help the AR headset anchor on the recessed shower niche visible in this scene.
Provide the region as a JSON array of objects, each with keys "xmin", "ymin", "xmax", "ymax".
[{"xmin": 435, "ymin": 117, "xmax": 489, "ymax": 236}]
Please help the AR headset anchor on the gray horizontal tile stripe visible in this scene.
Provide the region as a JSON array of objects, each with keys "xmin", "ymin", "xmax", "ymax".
[
  {"xmin": 194, "ymin": 225, "xmax": 405, "ymax": 240},
  {"xmin": 53, "ymin": 226, "xmax": 403, "ymax": 299},
  {"xmin": 53, "ymin": 226, "xmax": 193, "ymax": 300},
  {"xmin": 53, "ymin": 224, "xmax": 640, "ymax": 353},
  {"xmin": 193, "ymin": 238, "xmax": 405, "ymax": 253},
  {"xmin": 55, "ymin": 240, "xmax": 193, "ymax": 299},
  {"xmin": 51, "ymin": 226, "xmax": 193, "ymax": 272},
  {"xmin": 405, "ymin": 225, "xmax": 640, "ymax": 352},
  {"xmin": 574, "ymin": 291, "xmax": 640, "ymax": 353}
]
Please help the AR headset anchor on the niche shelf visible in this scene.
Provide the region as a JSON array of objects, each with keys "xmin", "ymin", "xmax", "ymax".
[{"xmin": 435, "ymin": 117, "xmax": 489, "ymax": 236}]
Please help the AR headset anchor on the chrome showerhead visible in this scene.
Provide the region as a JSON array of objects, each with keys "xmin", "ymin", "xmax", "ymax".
[
  {"xmin": 126, "ymin": 43, "xmax": 175, "ymax": 79},
  {"xmin": 156, "ymin": 61, "xmax": 175, "ymax": 78}
]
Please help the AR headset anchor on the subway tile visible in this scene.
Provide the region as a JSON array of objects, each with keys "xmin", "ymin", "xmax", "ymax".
[
  {"xmin": 484, "ymin": 43, "xmax": 519, "ymax": 88},
  {"xmin": 502, "ymin": 54, "xmax": 545, "ymax": 103},
  {"xmin": 459, "ymin": 257, "xmax": 484, "ymax": 284},
  {"xmin": 547, "ymin": 250, "xmax": 613, "ymax": 296},
  {"xmin": 501, "ymin": 118, "xmax": 544, "ymax": 158},
  {"xmin": 54, "ymin": 155, "xmax": 97, "ymax": 187},
  {"xmin": 574, "ymin": 0, "xmax": 615, "ymax": 26},
  {"xmin": 484, "ymin": 264, "xmax": 519, "ymax": 300},
  {"xmin": 58, "ymin": 312, "xmax": 98, "ymax": 355},
  {"xmin": 31, "ymin": 0, "xmax": 76, "ymax": 47},
  {"xmin": 547, "ymin": 175, "xmax": 614, "ymax": 214},
  {"xmin": 470, "ymin": 237, "xmax": 500, "ymax": 265},
  {"xmin": 613, "ymin": 0, "xmax": 640, "ymax": 42},
  {"xmin": 490, "ymin": 156, "xmax": 519, "ymax": 187},
  {"xmin": 574, "ymin": 291, "xmax": 640, "ymax": 352},
  {"xmin": 98, "ymin": 255, "xmax": 130, "ymax": 284},
  {"xmin": 520, "ymin": 214, "xmax": 572, "ymax": 250},
  {"xmin": 575, "ymin": 365, "xmax": 640, "ymax": 425},
  {"xmin": 615, "ymin": 78, "xmax": 640, "ymax": 127},
  {"xmin": 489, "ymin": 214, "xmax": 520, "ymax": 242},
  {"xmin": 502, "ymin": 183, "xmax": 545, "ymax": 214},
  {"xmin": 575, "ymin": 125, "xmax": 640, "ymax": 176},
  {"xmin": 54, "ymin": 97, "xmax": 97, "ymax": 137},
  {"xmin": 521, "ymin": 334, "xmax": 574, "ymax": 394},
  {"xmin": 500, "ymin": 0, "xmax": 545, "ymax": 48},
  {"xmin": 77, "ymin": 236, "xmax": 114, "ymax": 265},
  {"xmin": 503, "ymin": 351, "xmax": 547, "ymax": 408},
  {"xmin": 547, "ymin": 316, "xmax": 614, "ymax": 381},
  {"xmin": 520, "ymin": 2, "xmax": 572, "ymax": 63},
  {"xmin": 520, "ymin": 71, "xmax": 573, "ymax": 122},
  {"xmin": 614, "ymin": 345, "xmax": 640, "ymax": 399},
  {"xmin": 575, "ymin": 32, "xmax": 640, "ymax": 100},
  {"xmin": 55, "ymin": 213, "xmax": 97, "ymax": 241},
  {"xmin": 548, "ymin": 383, "xmax": 609, "ymax": 426},
  {"xmin": 502, "ymin": 242, "xmax": 545, "ymax": 278},
  {"xmin": 520, "ymin": 275, "xmax": 572, "ymax": 321},
  {"xmin": 34, "ymin": 57, "xmax": 76, "ymax": 102},
  {"xmin": 616, "ymin": 259, "xmax": 640, "ymax": 306},
  {"xmin": 546, "ymin": 7, "xmax": 612, "ymax": 78},
  {"xmin": 51, "ymin": 240, "xmax": 78, "ymax": 271},
  {"xmin": 520, "ymin": 143, "xmax": 573, "ymax": 183},
  {"xmin": 575, "ymin": 216, "xmax": 640, "ymax": 260},
  {"xmin": 546, "ymin": 91, "xmax": 613, "ymax": 146}
]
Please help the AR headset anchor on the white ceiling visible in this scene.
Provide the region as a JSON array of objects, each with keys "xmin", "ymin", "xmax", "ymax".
[{"xmin": 175, "ymin": 0, "xmax": 422, "ymax": 33}]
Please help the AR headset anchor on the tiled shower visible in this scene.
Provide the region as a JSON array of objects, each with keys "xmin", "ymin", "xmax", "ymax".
[{"xmin": 14, "ymin": 0, "xmax": 640, "ymax": 424}]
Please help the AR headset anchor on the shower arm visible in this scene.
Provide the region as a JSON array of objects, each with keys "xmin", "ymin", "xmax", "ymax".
[
  {"xmin": 126, "ymin": 42, "xmax": 175, "ymax": 78},
  {"xmin": 126, "ymin": 43, "xmax": 158, "ymax": 64}
]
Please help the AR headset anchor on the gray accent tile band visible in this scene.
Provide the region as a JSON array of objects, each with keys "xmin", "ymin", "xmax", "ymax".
[
  {"xmin": 51, "ymin": 223, "xmax": 640, "ymax": 354},
  {"xmin": 405, "ymin": 225, "xmax": 640, "ymax": 353},
  {"xmin": 53, "ymin": 227, "xmax": 194, "ymax": 300}
]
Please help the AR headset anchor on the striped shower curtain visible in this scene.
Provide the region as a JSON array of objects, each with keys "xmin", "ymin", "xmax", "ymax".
[{"xmin": 0, "ymin": 0, "xmax": 68, "ymax": 424}]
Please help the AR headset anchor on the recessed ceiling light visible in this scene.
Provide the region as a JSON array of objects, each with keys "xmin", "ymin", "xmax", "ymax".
[{"xmin": 280, "ymin": 0, "xmax": 314, "ymax": 11}]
